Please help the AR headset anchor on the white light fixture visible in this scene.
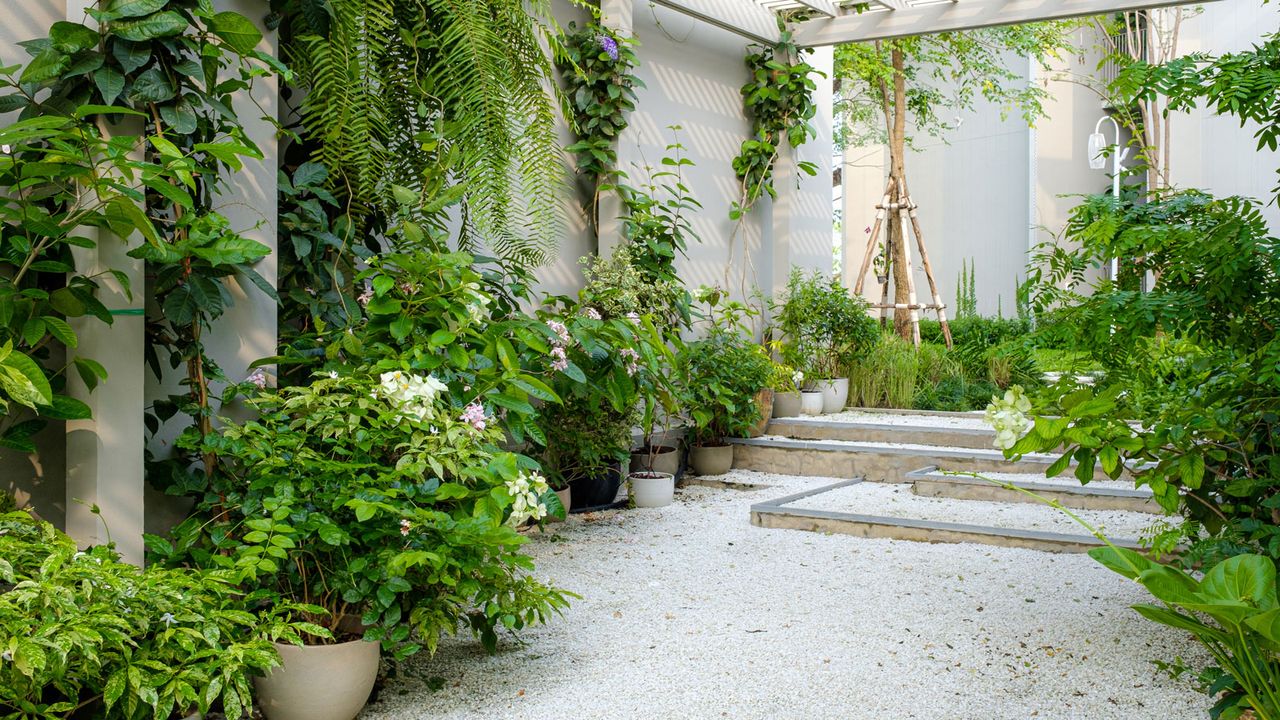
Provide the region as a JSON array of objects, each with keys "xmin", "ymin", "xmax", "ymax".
[
  {"xmin": 1088, "ymin": 116, "xmax": 1130, "ymax": 282},
  {"xmin": 1087, "ymin": 131, "xmax": 1107, "ymax": 170}
]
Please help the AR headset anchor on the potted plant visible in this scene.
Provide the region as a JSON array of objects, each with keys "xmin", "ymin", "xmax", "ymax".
[
  {"xmin": 162, "ymin": 369, "xmax": 572, "ymax": 720},
  {"xmin": 770, "ymin": 361, "xmax": 805, "ymax": 419},
  {"xmin": 678, "ymin": 330, "xmax": 773, "ymax": 475},
  {"xmin": 626, "ymin": 331, "xmax": 683, "ymax": 508},
  {"xmin": 776, "ymin": 269, "xmax": 878, "ymax": 414}
]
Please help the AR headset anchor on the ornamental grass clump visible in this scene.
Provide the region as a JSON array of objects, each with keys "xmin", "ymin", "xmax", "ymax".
[{"xmin": 156, "ymin": 370, "xmax": 572, "ymax": 660}]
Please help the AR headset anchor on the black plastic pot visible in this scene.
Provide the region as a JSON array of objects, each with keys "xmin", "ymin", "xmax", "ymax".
[{"xmin": 567, "ymin": 465, "xmax": 625, "ymax": 513}]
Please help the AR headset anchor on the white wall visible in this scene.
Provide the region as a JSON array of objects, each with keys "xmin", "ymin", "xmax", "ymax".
[{"xmin": 1171, "ymin": 0, "xmax": 1280, "ymax": 229}]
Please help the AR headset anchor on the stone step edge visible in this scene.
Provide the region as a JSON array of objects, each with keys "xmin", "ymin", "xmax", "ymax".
[
  {"xmin": 730, "ymin": 436, "xmax": 1056, "ymax": 464},
  {"xmin": 905, "ymin": 466, "xmax": 1153, "ymax": 500},
  {"xmin": 749, "ymin": 479, "xmax": 1143, "ymax": 553}
]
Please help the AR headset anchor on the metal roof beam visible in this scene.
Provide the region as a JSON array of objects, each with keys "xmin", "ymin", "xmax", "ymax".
[{"xmin": 792, "ymin": 0, "xmax": 1218, "ymax": 47}]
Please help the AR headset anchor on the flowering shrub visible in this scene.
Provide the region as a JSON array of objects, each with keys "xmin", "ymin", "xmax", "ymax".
[
  {"xmin": 1, "ymin": 512, "xmax": 312, "ymax": 720},
  {"xmin": 557, "ymin": 21, "xmax": 642, "ymax": 184},
  {"xmin": 155, "ymin": 370, "xmax": 571, "ymax": 659}
]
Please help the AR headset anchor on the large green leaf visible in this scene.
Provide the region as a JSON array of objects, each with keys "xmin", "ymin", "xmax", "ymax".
[
  {"xmin": 20, "ymin": 48, "xmax": 70, "ymax": 84},
  {"xmin": 0, "ymin": 349, "xmax": 53, "ymax": 409},
  {"xmin": 111, "ymin": 11, "xmax": 188, "ymax": 42},
  {"xmin": 1200, "ymin": 554, "xmax": 1277, "ymax": 609},
  {"xmin": 190, "ymin": 237, "xmax": 270, "ymax": 266},
  {"xmin": 108, "ymin": 0, "xmax": 168, "ymax": 18},
  {"xmin": 1087, "ymin": 545, "xmax": 1152, "ymax": 580},
  {"xmin": 49, "ymin": 22, "xmax": 100, "ymax": 54},
  {"xmin": 207, "ymin": 12, "xmax": 262, "ymax": 55}
]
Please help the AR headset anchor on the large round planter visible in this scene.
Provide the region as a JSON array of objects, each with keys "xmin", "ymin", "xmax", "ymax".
[
  {"xmin": 689, "ymin": 444, "xmax": 733, "ymax": 476},
  {"xmin": 800, "ymin": 391, "xmax": 824, "ymax": 416},
  {"xmin": 256, "ymin": 639, "xmax": 379, "ymax": 720},
  {"xmin": 772, "ymin": 391, "xmax": 802, "ymax": 419},
  {"xmin": 817, "ymin": 378, "xmax": 850, "ymax": 414},
  {"xmin": 629, "ymin": 445, "xmax": 680, "ymax": 477},
  {"xmin": 630, "ymin": 471, "xmax": 675, "ymax": 508},
  {"xmin": 746, "ymin": 388, "xmax": 775, "ymax": 438},
  {"xmin": 567, "ymin": 465, "xmax": 624, "ymax": 512}
]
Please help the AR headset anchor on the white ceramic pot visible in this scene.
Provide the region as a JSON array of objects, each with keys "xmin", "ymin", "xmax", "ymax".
[
  {"xmin": 689, "ymin": 444, "xmax": 734, "ymax": 476},
  {"xmin": 817, "ymin": 378, "xmax": 849, "ymax": 414},
  {"xmin": 630, "ymin": 471, "xmax": 675, "ymax": 508},
  {"xmin": 256, "ymin": 639, "xmax": 379, "ymax": 720},
  {"xmin": 772, "ymin": 391, "xmax": 802, "ymax": 419},
  {"xmin": 800, "ymin": 391, "xmax": 824, "ymax": 416}
]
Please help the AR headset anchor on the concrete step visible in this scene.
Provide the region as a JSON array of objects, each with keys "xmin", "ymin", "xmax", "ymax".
[
  {"xmin": 730, "ymin": 436, "xmax": 1115, "ymax": 484},
  {"xmin": 749, "ymin": 479, "xmax": 1149, "ymax": 554},
  {"xmin": 906, "ymin": 467, "xmax": 1158, "ymax": 514},
  {"xmin": 768, "ymin": 417, "xmax": 994, "ymax": 450}
]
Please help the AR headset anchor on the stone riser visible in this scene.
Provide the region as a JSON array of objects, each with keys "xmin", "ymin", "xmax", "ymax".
[
  {"xmin": 730, "ymin": 439, "xmax": 1113, "ymax": 483},
  {"xmin": 910, "ymin": 476, "xmax": 1158, "ymax": 514},
  {"xmin": 767, "ymin": 419, "xmax": 994, "ymax": 450}
]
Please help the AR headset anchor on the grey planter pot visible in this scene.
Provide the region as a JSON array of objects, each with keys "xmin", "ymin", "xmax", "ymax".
[
  {"xmin": 630, "ymin": 445, "xmax": 680, "ymax": 477},
  {"xmin": 689, "ymin": 444, "xmax": 733, "ymax": 476},
  {"xmin": 256, "ymin": 639, "xmax": 379, "ymax": 720},
  {"xmin": 772, "ymin": 391, "xmax": 802, "ymax": 419}
]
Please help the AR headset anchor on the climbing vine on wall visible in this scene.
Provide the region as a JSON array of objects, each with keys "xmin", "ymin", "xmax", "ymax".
[
  {"xmin": 731, "ymin": 32, "xmax": 820, "ymax": 219},
  {"xmin": 557, "ymin": 22, "xmax": 642, "ymax": 216},
  {"xmin": 11, "ymin": 1, "xmax": 279, "ymax": 488}
]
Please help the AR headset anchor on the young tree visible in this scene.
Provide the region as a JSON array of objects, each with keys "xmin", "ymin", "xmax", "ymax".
[{"xmin": 835, "ymin": 24, "xmax": 1078, "ymax": 340}]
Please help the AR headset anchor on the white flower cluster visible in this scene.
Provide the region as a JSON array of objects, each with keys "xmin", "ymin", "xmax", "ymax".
[
  {"xmin": 984, "ymin": 385, "xmax": 1033, "ymax": 451},
  {"xmin": 463, "ymin": 281, "xmax": 491, "ymax": 326},
  {"xmin": 378, "ymin": 370, "xmax": 448, "ymax": 423},
  {"xmin": 792, "ymin": 370, "xmax": 805, "ymax": 390},
  {"xmin": 505, "ymin": 471, "xmax": 550, "ymax": 527}
]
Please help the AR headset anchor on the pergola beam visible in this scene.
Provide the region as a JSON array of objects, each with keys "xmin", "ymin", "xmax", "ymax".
[
  {"xmin": 648, "ymin": 0, "xmax": 782, "ymax": 44},
  {"xmin": 792, "ymin": 0, "xmax": 1218, "ymax": 47},
  {"xmin": 789, "ymin": 0, "xmax": 842, "ymax": 16}
]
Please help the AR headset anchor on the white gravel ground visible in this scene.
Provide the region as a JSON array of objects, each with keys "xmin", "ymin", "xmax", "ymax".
[
  {"xmin": 794, "ymin": 409, "xmax": 990, "ymax": 430},
  {"xmin": 365, "ymin": 471, "xmax": 1207, "ymax": 720},
  {"xmin": 786, "ymin": 479, "xmax": 1162, "ymax": 539}
]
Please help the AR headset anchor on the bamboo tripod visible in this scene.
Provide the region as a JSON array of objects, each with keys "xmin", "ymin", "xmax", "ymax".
[{"xmin": 852, "ymin": 176, "xmax": 953, "ymax": 350}]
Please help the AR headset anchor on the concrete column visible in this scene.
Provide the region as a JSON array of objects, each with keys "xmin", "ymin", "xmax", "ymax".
[
  {"xmin": 62, "ymin": 0, "xmax": 145, "ymax": 565},
  {"xmin": 596, "ymin": 0, "xmax": 633, "ymax": 258}
]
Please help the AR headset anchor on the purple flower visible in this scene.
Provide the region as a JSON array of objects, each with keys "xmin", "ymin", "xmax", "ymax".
[
  {"xmin": 598, "ymin": 34, "xmax": 619, "ymax": 61},
  {"xmin": 246, "ymin": 368, "xmax": 268, "ymax": 389},
  {"xmin": 618, "ymin": 347, "xmax": 641, "ymax": 376},
  {"xmin": 356, "ymin": 287, "xmax": 373, "ymax": 307},
  {"xmin": 582, "ymin": 307, "xmax": 602, "ymax": 321},
  {"xmin": 546, "ymin": 319, "xmax": 571, "ymax": 346},
  {"xmin": 550, "ymin": 345, "xmax": 569, "ymax": 372},
  {"xmin": 461, "ymin": 401, "xmax": 487, "ymax": 431}
]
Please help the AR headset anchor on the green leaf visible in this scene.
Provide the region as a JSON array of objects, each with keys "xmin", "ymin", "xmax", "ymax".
[
  {"xmin": 108, "ymin": 0, "xmax": 168, "ymax": 18},
  {"xmin": 50, "ymin": 22, "xmax": 100, "ymax": 53},
  {"xmin": 111, "ymin": 11, "xmax": 188, "ymax": 42},
  {"xmin": 0, "ymin": 350, "xmax": 53, "ymax": 408},
  {"xmin": 20, "ymin": 48, "xmax": 70, "ymax": 85},
  {"xmin": 207, "ymin": 12, "xmax": 263, "ymax": 55},
  {"xmin": 131, "ymin": 66, "xmax": 176, "ymax": 103},
  {"xmin": 74, "ymin": 357, "xmax": 108, "ymax": 391},
  {"xmin": 40, "ymin": 316, "xmax": 77, "ymax": 349},
  {"xmin": 93, "ymin": 67, "xmax": 125, "ymax": 105}
]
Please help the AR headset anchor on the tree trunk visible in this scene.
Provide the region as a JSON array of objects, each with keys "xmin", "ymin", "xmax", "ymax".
[{"xmin": 888, "ymin": 47, "xmax": 912, "ymax": 340}]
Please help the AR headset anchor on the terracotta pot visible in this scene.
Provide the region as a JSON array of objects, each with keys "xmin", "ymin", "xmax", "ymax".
[
  {"xmin": 772, "ymin": 391, "xmax": 802, "ymax": 419},
  {"xmin": 256, "ymin": 639, "xmax": 379, "ymax": 720},
  {"xmin": 816, "ymin": 378, "xmax": 849, "ymax": 414},
  {"xmin": 689, "ymin": 444, "xmax": 733, "ymax": 476},
  {"xmin": 629, "ymin": 445, "xmax": 680, "ymax": 477},
  {"xmin": 746, "ymin": 388, "xmax": 774, "ymax": 437},
  {"xmin": 630, "ymin": 471, "xmax": 675, "ymax": 508},
  {"xmin": 800, "ymin": 391, "xmax": 824, "ymax": 416}
]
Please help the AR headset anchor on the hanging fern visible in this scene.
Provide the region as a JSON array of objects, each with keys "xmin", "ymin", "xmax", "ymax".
[{"xmin": 279, "ymin": 0, "xmax": 567, "ymax": 265}]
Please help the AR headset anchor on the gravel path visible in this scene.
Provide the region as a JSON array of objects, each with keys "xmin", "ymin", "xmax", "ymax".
[
  {"xmin": 366, "ymin": 472, "xmax": 1206, "ymax": 720},
  {"xmin": 793, "ymin": 409, "xmax": 989, "ymax": 430},
  {"xmin": 785, "ymin": 478, "xmax": 1163, "ymax": 539}
]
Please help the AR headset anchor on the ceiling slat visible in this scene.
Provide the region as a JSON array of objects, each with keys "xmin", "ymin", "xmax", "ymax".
[
  {"xmin": 649, "ymin": 0, "xmax": 783, "ymax": 44},
  {"xmin": 792, "ymin": 0, "xmax": 1217, "ymax": 47}
]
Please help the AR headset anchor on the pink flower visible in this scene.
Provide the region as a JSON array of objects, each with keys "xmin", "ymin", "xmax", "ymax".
[
  {"xmin": 356, "ymin": 287, "xmax": 373, "ymax": 307},
  {"xmin": 461, "ymin": 401, "xmax": 487, "ymax": 431},
  {"xmin": 400, "ymin": 519, "xmax": 412, "ymax": 536},
  {"xmin": 398, "ymin": 281, "xmax": 417, "ymax": 295},
  {"xmin": 550, "ymin": 345, "xmax": 568, "ymax": 372},
  {"xmin": 582, "ymin": 307, "xmax": 602, "ymax": 321},
  {"xmin": 618, "ymin": 347, "xmax": 641, "ymax": 376},
  {"xmin": 546, "ymin": 319, "xmax": 571, "ymax": 346},
  {"xmin": 246, "ymin": 368, "xmax": 268, "ymax": 389}
]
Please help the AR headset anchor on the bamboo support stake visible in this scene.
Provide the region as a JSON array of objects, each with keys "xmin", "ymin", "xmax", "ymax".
[
  {"xmin": 852, "ymin": 178, "xmax": 895, "ymax": 296},
  {"xmin": 896, "ymin": 179, "xmax": 921, "ymax": 346},
  {"xmin": 901, "ymin": 179, "xmax": 953, "ymax": 349}
]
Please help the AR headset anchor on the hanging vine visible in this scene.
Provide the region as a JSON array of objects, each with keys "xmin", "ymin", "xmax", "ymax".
[
  {"xmin": 730, "ymin": 32, "xmax": 820, "ymax": 219},
  {"xmin": 557, "ymin": 21, "xmax": 642, "ymax": 225}
]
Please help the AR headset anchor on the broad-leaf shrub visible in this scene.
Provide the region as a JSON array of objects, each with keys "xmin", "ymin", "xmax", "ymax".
[
  {"xmin": 678, "ymin": 333, "xmax": 771, "ymax": 447},
  {"xmin": 775, "ymin": 268, "xmax": 877, "ymax": 381},
  {"xmin": 155, "ymin": 371, "xmax": 572, "ymax": 660},
  {"xmin": 1012, "ymin": 191, "xmax": 1280, "ymax": 565},
  {"xmin": 0, "ymin": 512, "xmax": 307, "ymax": 720}
]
